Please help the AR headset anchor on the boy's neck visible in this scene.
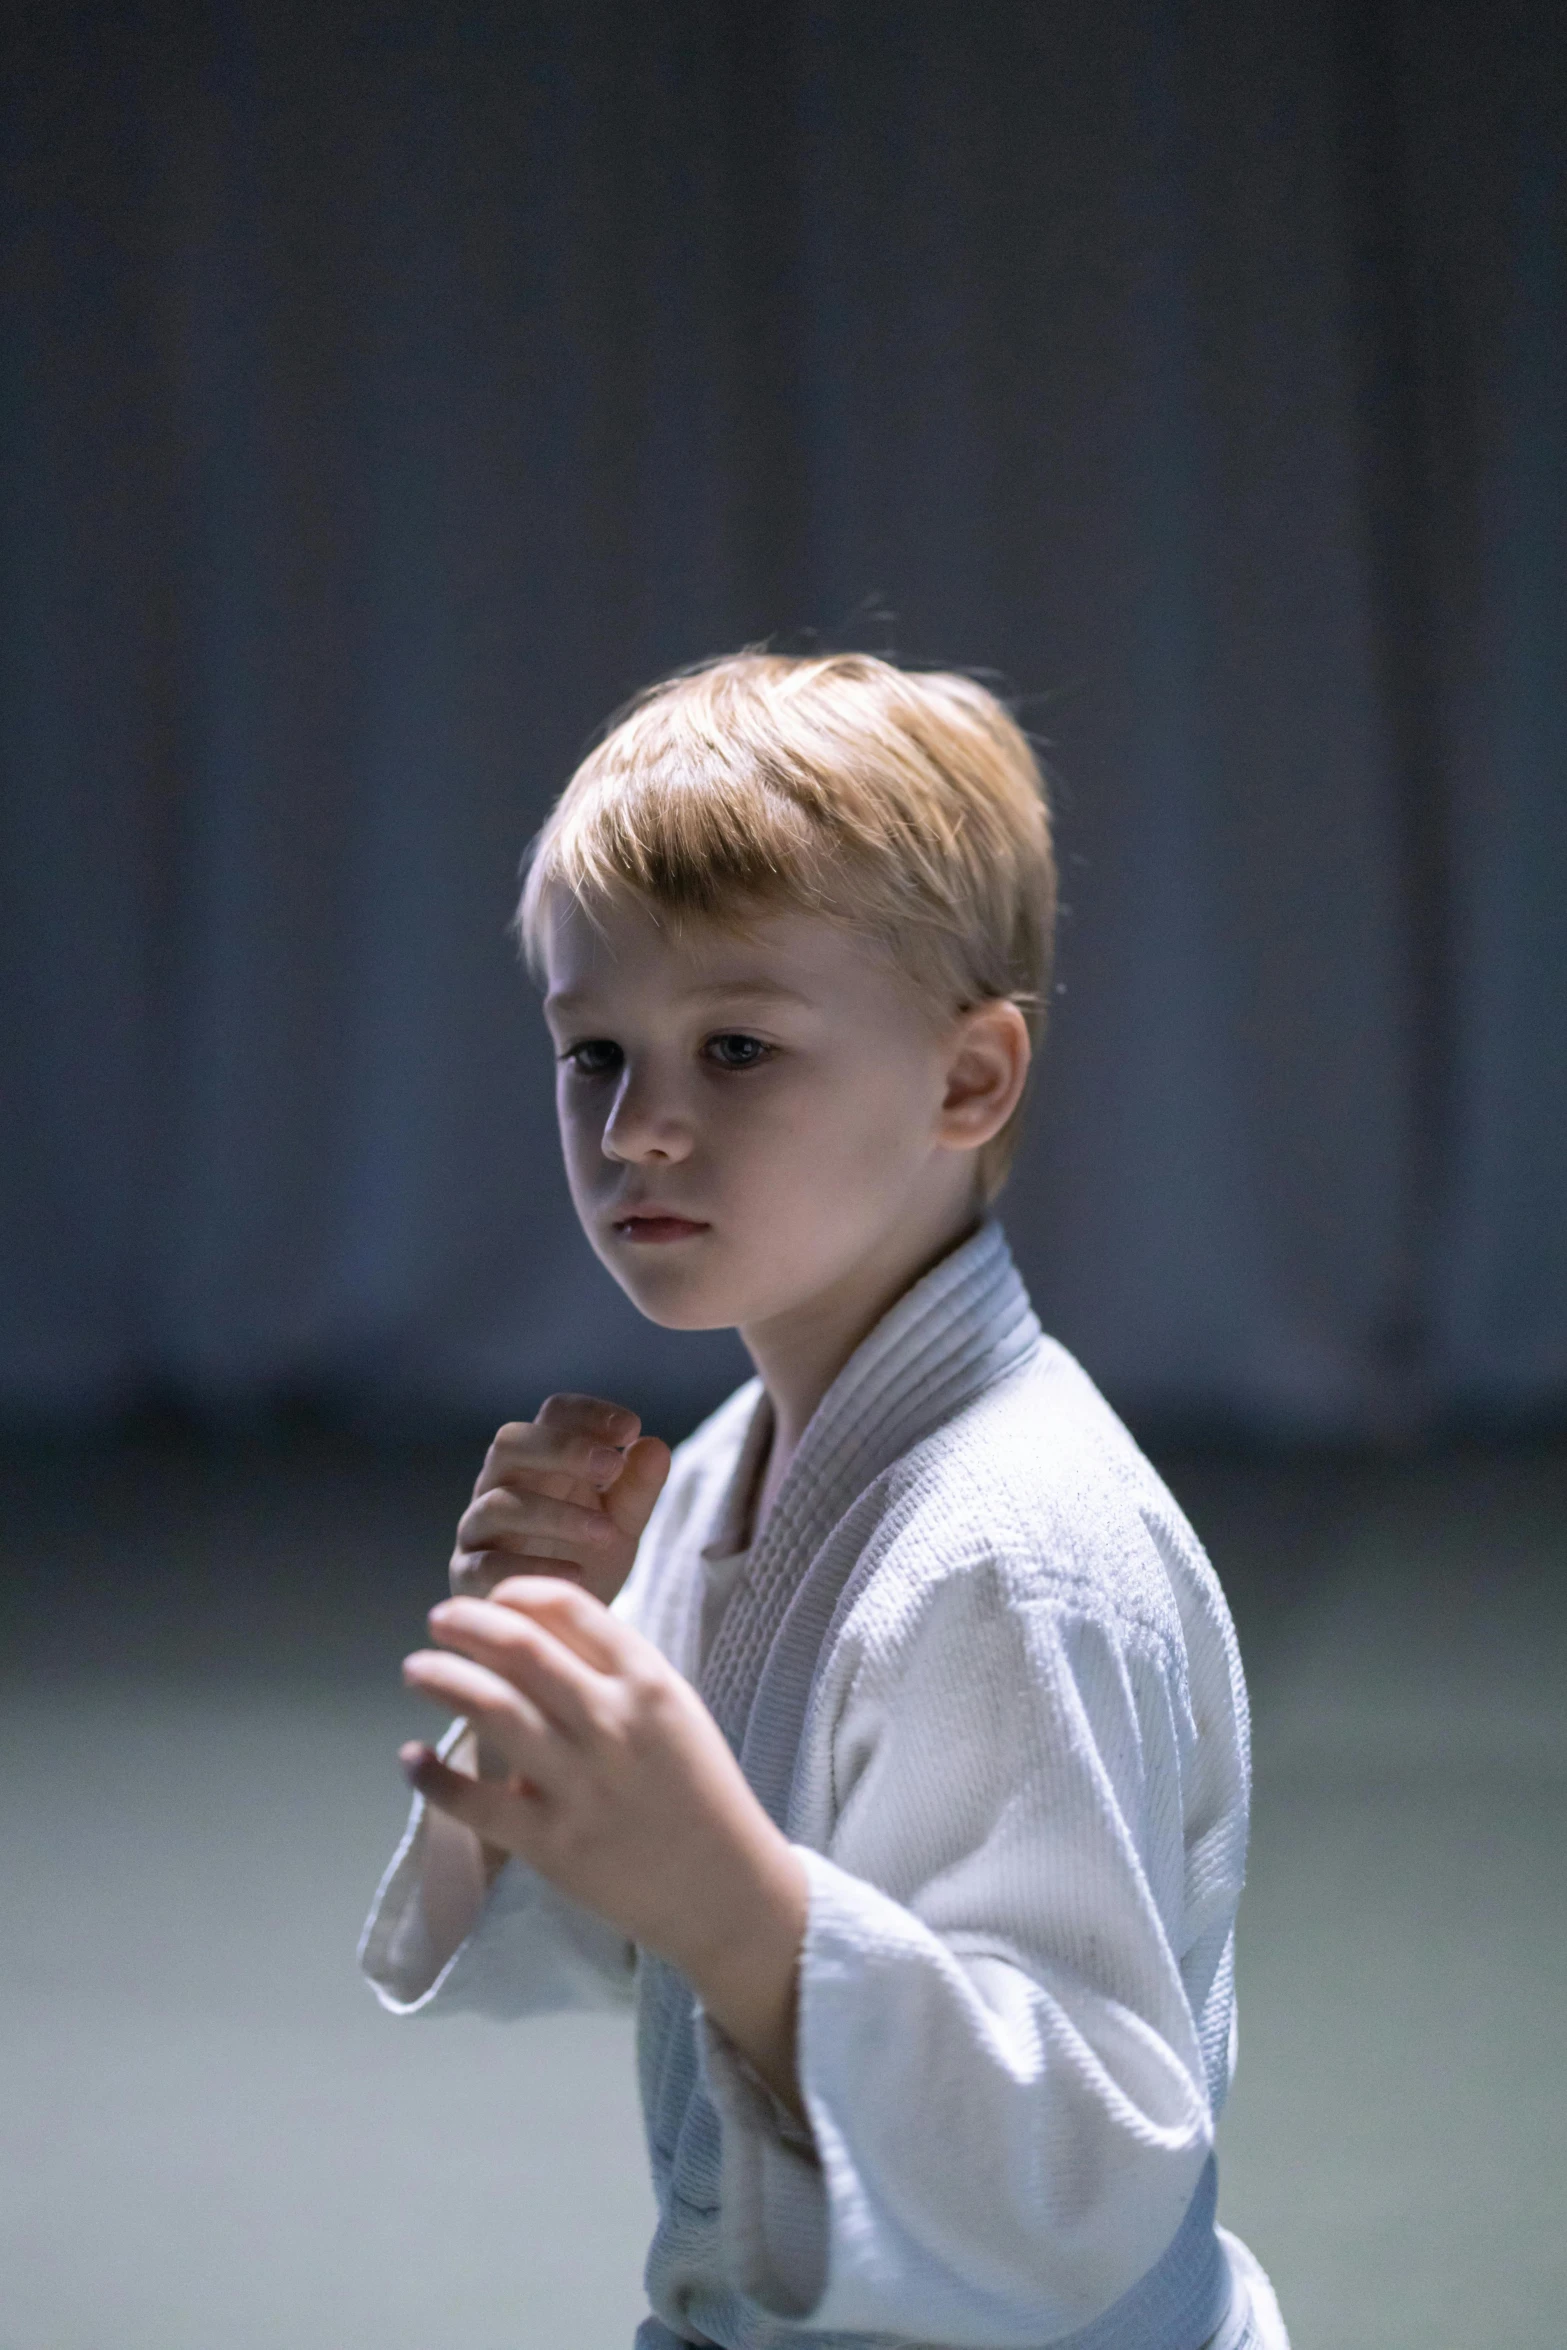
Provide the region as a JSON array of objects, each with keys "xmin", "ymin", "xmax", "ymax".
[{"xmin": 739, "ymin": 1192, "xmax": 987, "ymax": 1542}]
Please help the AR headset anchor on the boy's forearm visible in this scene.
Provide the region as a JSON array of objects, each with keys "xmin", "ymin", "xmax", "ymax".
[
  {"xmin": 673, "ymin": 1831, "xmax": 810, "ymax": 2122},
  {"xmin": 417, "ymin": 1726, "xmax": 509, "ymax": 1966}
]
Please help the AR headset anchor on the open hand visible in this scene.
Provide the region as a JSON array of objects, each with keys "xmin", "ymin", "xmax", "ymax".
[
  {"xmin": 451, "ymin": 1394, "xmax": 671, "ymax": 1608},
  {"xmin": 401, "ymin": 1576, "xmax": 808, "ymax": 2111}
]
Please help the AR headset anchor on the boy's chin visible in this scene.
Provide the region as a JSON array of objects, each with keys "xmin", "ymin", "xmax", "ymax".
[{"xmin": 600, "ymin": 1258, "xmax": 744, "ymax": 1333}]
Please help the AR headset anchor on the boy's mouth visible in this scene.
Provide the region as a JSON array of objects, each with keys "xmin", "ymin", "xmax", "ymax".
[{"xmin": 612, "ymin": 1212, "xmax": 711, "ymax": 1244}]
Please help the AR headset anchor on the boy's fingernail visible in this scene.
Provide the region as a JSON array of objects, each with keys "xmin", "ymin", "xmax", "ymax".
[
  {"xmin": 607, "ymin": 1408, "xmax": 638, "ymax": 1437},
  {"xmin": 399, "ymin": 1742, "xmax": 432, "ymax": 1785},
  {"xmin": 589, "ymin": 1445, "xmax": 623, "ymax": 1483}
]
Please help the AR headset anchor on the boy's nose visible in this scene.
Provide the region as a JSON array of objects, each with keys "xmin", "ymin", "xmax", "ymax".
[{"xmin": 600, "ymin": 1072, "xmax": 693, "ymax": 1163}]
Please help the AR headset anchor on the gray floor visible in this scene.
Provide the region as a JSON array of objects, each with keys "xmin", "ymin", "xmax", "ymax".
[{"xmin": 2, "ymin": 1427, "xmax": 1563, "ymax": 2349}]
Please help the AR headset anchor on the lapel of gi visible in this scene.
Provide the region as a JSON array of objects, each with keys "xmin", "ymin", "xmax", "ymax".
[{"xmin": 697, "ymin": 1217, "xmax": 1042, "ymax": 1824}]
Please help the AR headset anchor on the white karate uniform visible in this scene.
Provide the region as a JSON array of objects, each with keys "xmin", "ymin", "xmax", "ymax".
[{"xmin": 361, "ymin": 1221, "xmax": 1289, "ymax": 2350}]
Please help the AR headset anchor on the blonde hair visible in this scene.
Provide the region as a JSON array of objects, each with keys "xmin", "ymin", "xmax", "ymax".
[{"xmin": 516, "ymin": 650, "xmax": 1056, "ymax": 1198}]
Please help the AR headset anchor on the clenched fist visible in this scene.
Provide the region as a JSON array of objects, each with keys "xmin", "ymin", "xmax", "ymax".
[{"xmin": 451, "ymin": 1393, "xmax": 672, "ymax": 1609}]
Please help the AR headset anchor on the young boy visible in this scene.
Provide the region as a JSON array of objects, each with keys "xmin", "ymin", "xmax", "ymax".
[{"xmin": 361, "ymin": 653, "xmax": 1290, "ymax": 2350}]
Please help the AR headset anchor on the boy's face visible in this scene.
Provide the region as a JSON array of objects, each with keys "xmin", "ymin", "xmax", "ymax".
[{"xmin": 541, "ymin": 889, "xmax": 988, "ymax": 1336}]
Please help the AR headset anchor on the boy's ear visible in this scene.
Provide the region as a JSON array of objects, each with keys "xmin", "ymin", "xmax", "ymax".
[{"xmin": 936, "ymin": 1000, "xmax": 1031, "ymax": 1152}]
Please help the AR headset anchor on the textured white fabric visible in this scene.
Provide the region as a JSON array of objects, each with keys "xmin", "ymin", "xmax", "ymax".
[
  {"xmin": 360, "ymin": 1221, "xmax": 1286, "ymax": 2349},
  {"xmin": 1214, "ymin": 2228, "xmax": 1291, "ymax": 2350}
]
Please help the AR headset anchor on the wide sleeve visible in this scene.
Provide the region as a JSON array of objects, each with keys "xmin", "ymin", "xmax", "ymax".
[
  {"xmin": 359, "ymin": 1722, "xmax": 635, "ymax": 2019},
  {"xmin": 699, "ymin": 1560, "xmax": 1234, "ymax": 2346}
]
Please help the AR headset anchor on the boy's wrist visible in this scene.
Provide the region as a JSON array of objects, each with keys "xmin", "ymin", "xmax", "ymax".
[
  {"xmin": 438, "ymin": 1720, "xmax": 510, "ymax": 1886},
  {"xmin": 672, "ymin": 1830, "xmax": 810, "ymax": 2119}
]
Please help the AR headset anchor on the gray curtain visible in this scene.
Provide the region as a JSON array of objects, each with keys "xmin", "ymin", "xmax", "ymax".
[{"xmin": 3, "ymin": 0, "xmax": 1563, "ymax": 1439}]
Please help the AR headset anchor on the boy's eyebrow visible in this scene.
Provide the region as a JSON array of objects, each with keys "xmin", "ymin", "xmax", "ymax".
[
  {"xmin": 682, "ymin": 979, "xmax": 811, "ymax": 1005},
  {"xmin": 544, "ymin": 978, "xmax": 811, "ymax": 1017}
]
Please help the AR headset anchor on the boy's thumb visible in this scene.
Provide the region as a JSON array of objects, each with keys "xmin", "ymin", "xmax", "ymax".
[{"xmin": 605, "ymin": 1434, "xmax": 672, "ymax": 1541}]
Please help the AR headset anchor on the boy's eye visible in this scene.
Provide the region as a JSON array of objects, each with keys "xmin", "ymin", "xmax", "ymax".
[
  {"xmin": 704, "ymin": 1032, "xmax": 773, "ymax": 1071},
  {"xmin": 560, "ymin": 1038, "xmax": 623, "ymax": 1077}
]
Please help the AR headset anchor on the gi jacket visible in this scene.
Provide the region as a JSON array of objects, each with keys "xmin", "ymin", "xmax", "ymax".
[{"xmin": 361, "ymin": 1221, "xmax": 1281, "ymax": 2350}]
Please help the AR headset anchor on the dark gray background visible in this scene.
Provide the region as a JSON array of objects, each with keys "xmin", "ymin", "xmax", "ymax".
[{"xmin": 4, "ymin": 0, "xmax": 1563, "ymax": 1443}]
